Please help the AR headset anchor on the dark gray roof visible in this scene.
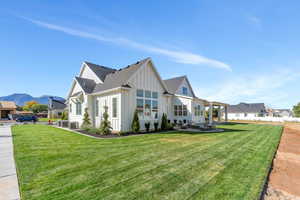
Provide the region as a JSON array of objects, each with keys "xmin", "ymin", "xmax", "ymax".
[
  {"xmin": 163, "ymin": 76, "xmax": 185, "ymax": 94},
  {"xmin": 228, "ymin": 103, "xmax": 267, "ymax": 113},
  {"xmin": 49, "ymin": 99, "xmax": 66, "ymax": 110},
  {"xmin": 92, "ymin": 58, "xmax": 150, "ymax": 93},
  {"xmin": 75, "ymin": 77, "xmax": 96, "ymax": 93},
  {"xmin": 84, "ymin": 61, "xmax": 116, "ymax": 82},
  {"xmin": 163, "ymin": 75, "xmax": 196, "ymax": 97}
]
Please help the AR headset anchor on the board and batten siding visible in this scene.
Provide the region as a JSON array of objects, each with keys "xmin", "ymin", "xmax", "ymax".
[
  {"xmin": 93, "ymin": 92, "xmax": 121, "ymax": 131},
  {"xmin": 121, "ymin": 62, "xmax": 168, "ymax": 131}
]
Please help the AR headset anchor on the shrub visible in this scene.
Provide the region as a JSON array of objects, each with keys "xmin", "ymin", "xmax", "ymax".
[
  {"xmin": 131, "ymin": 110, "xmax": 140, "ymax": 133},
  {"xmin": 144, "ymin": 122, "xmax": 150, "ymax": 132},
  {"xmin": 154, "ymin": 122, "xmax": 159, "ymax": 132},
  {"xmin": 161, "ymin": 113, "xmax": 168, "ymax": 130},
  {"xmin": 81, "ymin": 108, "xmax": 91, "ymax": 130},
  {"xmin": 167, "ymin": 122, "xmax": 174, "ymax": 130},
  {"xmin": 61, "ymin": 111, "xmax": 68, "ymax": 120},
  {"xmin": 88, "ymin": 128, "xmax": 101, "ymax": 134},
  {"xmin": 99, "ymin": 106, "xmax": 112, "ymax": 135}
]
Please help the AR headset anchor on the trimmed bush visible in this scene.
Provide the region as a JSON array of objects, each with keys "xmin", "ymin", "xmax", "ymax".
[
  {"xmin": 99, "ymin": 106, "xmax": 112, "ymax": 135},
  {"xmin": 81, "ymin": 108, "xmax": 91, "ymax": 130},
  {"xmin": 161, "ymin": 113, "xmax": 168, "ymax": 130},
  {"xmin": 145, "ymin": 122, "xmax": 150, "ymax": 132},
  {"xmin": 154, "ymin": 122, "xmax": 159, "ymax": 132},
  {"xmin": 131, "ymin": 110, "xmax": 140, "ymax": 133}
]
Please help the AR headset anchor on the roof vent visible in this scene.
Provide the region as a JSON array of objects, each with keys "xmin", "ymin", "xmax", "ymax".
[{"xmin": 136, "ymin": 61, "xmax": 140, "ymax": 64}]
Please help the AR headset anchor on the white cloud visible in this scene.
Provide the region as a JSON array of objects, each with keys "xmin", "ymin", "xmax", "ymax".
[
  {"xmin": 195, "ymin": 69, "xmax": 300, "ymax": 108},
  {"xmin": 247, "ymin": 16, "xmax": 262, "ymax": 27},
  {"xmin": 23, "ymin": 18, "xmax": 231, "ymax": 71}
]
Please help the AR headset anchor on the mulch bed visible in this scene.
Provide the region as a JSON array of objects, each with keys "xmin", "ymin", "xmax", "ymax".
[{"xmin": 77, "ymin": 129, "xmax": 174, "ymax": 138}]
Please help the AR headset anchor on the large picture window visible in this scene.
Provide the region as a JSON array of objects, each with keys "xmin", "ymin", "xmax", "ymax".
[
  {"xmin": 174, "ymin": 104, "xmax": 187, "ymax": 116},
  {"xmin": 136, "ymin": 89, "xmax": 159, "ymax": 119}
]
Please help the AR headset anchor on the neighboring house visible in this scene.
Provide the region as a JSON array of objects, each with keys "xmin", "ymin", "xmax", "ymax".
[
  {"xmin": 0, "ymin": 101, "xmax": 17, "ymax": 120},
  {"xmin": 48, "ymin": 97, "xmax": 66, "ymax": 118},
  {"xmin": 272, "ymin": 109, "xmax": 293, "ymax": 117},
  {"xmin": 67, "ymin": 58, "xmax": 228, "ymax": 132},
  {"xmin": 227, "ymin": 103, "xmax": 268, "ymax": 118}
]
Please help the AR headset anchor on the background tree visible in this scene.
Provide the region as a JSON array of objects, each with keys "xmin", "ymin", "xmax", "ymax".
[
  {"xmin": 293, "ymin": 102, "xmax": 300, "ymax": 117},
  {"xmin": 131, "ymin": 110, "xmax": 140, "ymax": 133},
  {"xmin": 99, "ymin": 106, "xmax": 112, "ymax": 135},
  {"xmin": 31, "ymin": 104, "xmax": 48, "ymax": 113},
  {"xmin": 23, "ymin": 101, "xmax": 38, "ymax": 111},
  {"xmin": 81, "ymin": 108, "xmax": 91, "ymax": 130}
]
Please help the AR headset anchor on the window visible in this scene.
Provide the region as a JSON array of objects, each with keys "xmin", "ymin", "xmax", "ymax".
[
  {"xmin": 145, "ymin": 99, "xmax": 151, "ymax": 117},
  {"xmin": 152, "ymin": 92, "xmax": 158, "ymax": 99},
  {"xmin": 136, "ymin": 99, "xmax": 144, "ymax": 119},
  {"xmin": 137, "ymin": 89, "xmax": 144, "ymax": 97},
  {"xmin": 145, "ymin": 90, "xmax": 151, "ymax": 98},
  {"xmin": 182, "ymin": 87, "xmax": 188, "ymax": 95},
  {"xmin": 152, "ymin": 100, "xmax": 158, "ymax": 119},
  {"xmin": 76, "ymin": 102, "xmax": 82, "ymax": 115},
  {"xmin": 112, "ymin": 98, "xmax": 118, "ymax": 118},
  {"xmin": 69, "ymin": 103, "xmax": 72, "ymax": 113},
  {"xmin": 95, "ymin": 100, "xmax": 99, "ymax": 116},
  {"xmin": 194, "ymin": 105, "xmax": 202, "ymax": 116},
  {"xmin": 136, "ymin": 89, "xmax": 159, "ymax": 119},
  {"xmin": 174, "ymin": 104, "xmax": 187, "ymax": 116}
]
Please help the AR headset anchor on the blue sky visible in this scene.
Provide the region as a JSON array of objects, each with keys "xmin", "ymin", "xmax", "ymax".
[{"xmin": 1, "ymin": 0, "xmax": 300, "ymax": 108}]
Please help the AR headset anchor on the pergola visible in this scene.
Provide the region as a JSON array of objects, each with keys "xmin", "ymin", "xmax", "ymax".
[{"xmin": 204, "ymin": 101, "xmax": 229, "ymax": 125}]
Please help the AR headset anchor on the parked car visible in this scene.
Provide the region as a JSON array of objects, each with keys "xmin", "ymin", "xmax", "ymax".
[{"xmin": 16, "ymin": 115, "xmax": 38, "ymax": 122}]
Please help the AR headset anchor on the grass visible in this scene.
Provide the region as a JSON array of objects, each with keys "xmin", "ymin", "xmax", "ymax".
[
  {"xmin": 12, "ymin": 123, "xmax": 282, "ymax": 200},
  {"xmin": 38, "ymin": 118, "xmax": 60, "ymax": 122}
]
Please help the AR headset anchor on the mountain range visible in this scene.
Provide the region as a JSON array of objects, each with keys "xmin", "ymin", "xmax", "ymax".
[{"xmin": 0, "ymin": 93, "xmax": 65, "ymax": 106}]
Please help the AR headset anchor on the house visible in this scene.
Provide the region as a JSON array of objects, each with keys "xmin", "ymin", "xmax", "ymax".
[
  {"xmin": 67, "ymin": 58, "xmax": 228, "ymax": 132},
  {"xmin": 227, "ymin": 103, "xmax": 268, "ymax": 118},
  {"xmin": 272, "ymin": 109, "xmax": 293, "ymax": 117},
  {"xmin": 48, "ymin": 97, "xmax": 66, "ymax": 118},
  {"xmin": 0, "ymin": 101, "xmax": 17, "ymax": 120}
]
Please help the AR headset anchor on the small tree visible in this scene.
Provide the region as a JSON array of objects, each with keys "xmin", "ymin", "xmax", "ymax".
[
  {"xmin": 293, "ymin": 102, "xmax": 300, "ymax": 117},
  {"xmin": 131, "ymin": 110, "xmax": 140, "ymax": 133},
  {"xmin": 61, "ymin": 110, "xmax": 68, "ymax": 120},
  {"xmin": 161, "ymin": 113, "xmax": 168, "ymax": 130},
  {"xmin": 99, "ymin": 106, "xmax": 112, "ymax": 135},
  {"xmin": 81, "ymin": 108, "xmax": 91, "ymax": 130}
]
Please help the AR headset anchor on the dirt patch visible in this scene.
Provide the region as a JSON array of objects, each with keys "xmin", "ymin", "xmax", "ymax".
[{"xmin": 264, "ymin": 123, "xmax": 300, "ymax": 200}]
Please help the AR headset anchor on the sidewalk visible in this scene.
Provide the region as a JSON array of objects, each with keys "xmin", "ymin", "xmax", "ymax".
[{"xmin": 0, "ymin": 125, "xmax": 21, "ymax": 200}]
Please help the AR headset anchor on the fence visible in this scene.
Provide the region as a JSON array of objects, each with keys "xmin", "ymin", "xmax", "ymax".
[{"xmin": 227, "ymin": 116, "xmax": 300, "ymax": 122}]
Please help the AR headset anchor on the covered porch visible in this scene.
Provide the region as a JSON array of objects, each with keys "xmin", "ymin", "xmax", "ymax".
[{"xmin": 204, "ymin": 101, "xmax": 229, "ymax": 125}]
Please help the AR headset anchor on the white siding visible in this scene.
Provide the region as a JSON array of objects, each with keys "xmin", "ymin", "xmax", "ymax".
[
  {"xmin": 121, "ymin": 61, "xmax": 168, "ymax": 131},
  {"xmin": 175, "ymin": 78, "xmax": 194, "ymax": 97},
  {"xmin": 92, "ymin": 92, "xmax": 121, "ymax": 131},
  {"xmin": 80, "ymin": 65, "xmax": 102, "ymax": 83}
]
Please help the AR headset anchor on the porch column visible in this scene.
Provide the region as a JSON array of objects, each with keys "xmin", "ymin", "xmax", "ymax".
[
  {"xmin": 218, "ymin": 106, "xmax": 221, "ymax": 122},
  {"xmin": 209, "ymin": 103, "xmax": 213, "ymax": 125},
  {"xmin": 225, "ymin": 105, "xmax": 228, "ymax": 122}
]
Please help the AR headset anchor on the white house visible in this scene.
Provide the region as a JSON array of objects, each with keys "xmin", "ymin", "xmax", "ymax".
[
  {"xmin": 67, "ymin": 58, "xmax": 228, "ymax": 132},
  {"xmin": 227, "ymin": 103, "xmax": 268, "ymax": 118}
]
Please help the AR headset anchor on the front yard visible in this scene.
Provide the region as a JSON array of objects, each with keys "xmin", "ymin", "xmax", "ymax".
[{"xmin": 12, "ymin": 124, "xmax": 282, "ymax": 200}]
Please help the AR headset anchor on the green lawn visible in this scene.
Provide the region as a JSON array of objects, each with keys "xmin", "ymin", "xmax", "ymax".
[
  {"xmin": 38, "ymin": 118, "xmax": 60, "ymax": 122},
  {"xmin": 12, "ymin": 124, "xmax": 282, "ymax": 200}
]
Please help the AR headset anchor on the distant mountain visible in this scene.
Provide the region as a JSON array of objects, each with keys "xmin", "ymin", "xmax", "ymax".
[{"xmin": 0, "ymin": 93, "xmax": 65, "ymax": 106}]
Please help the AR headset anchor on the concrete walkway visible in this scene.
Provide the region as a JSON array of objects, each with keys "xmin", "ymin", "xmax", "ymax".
[{"xmin": 0, "ymin": 125, "xmax": 20, "ymax": 200}]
